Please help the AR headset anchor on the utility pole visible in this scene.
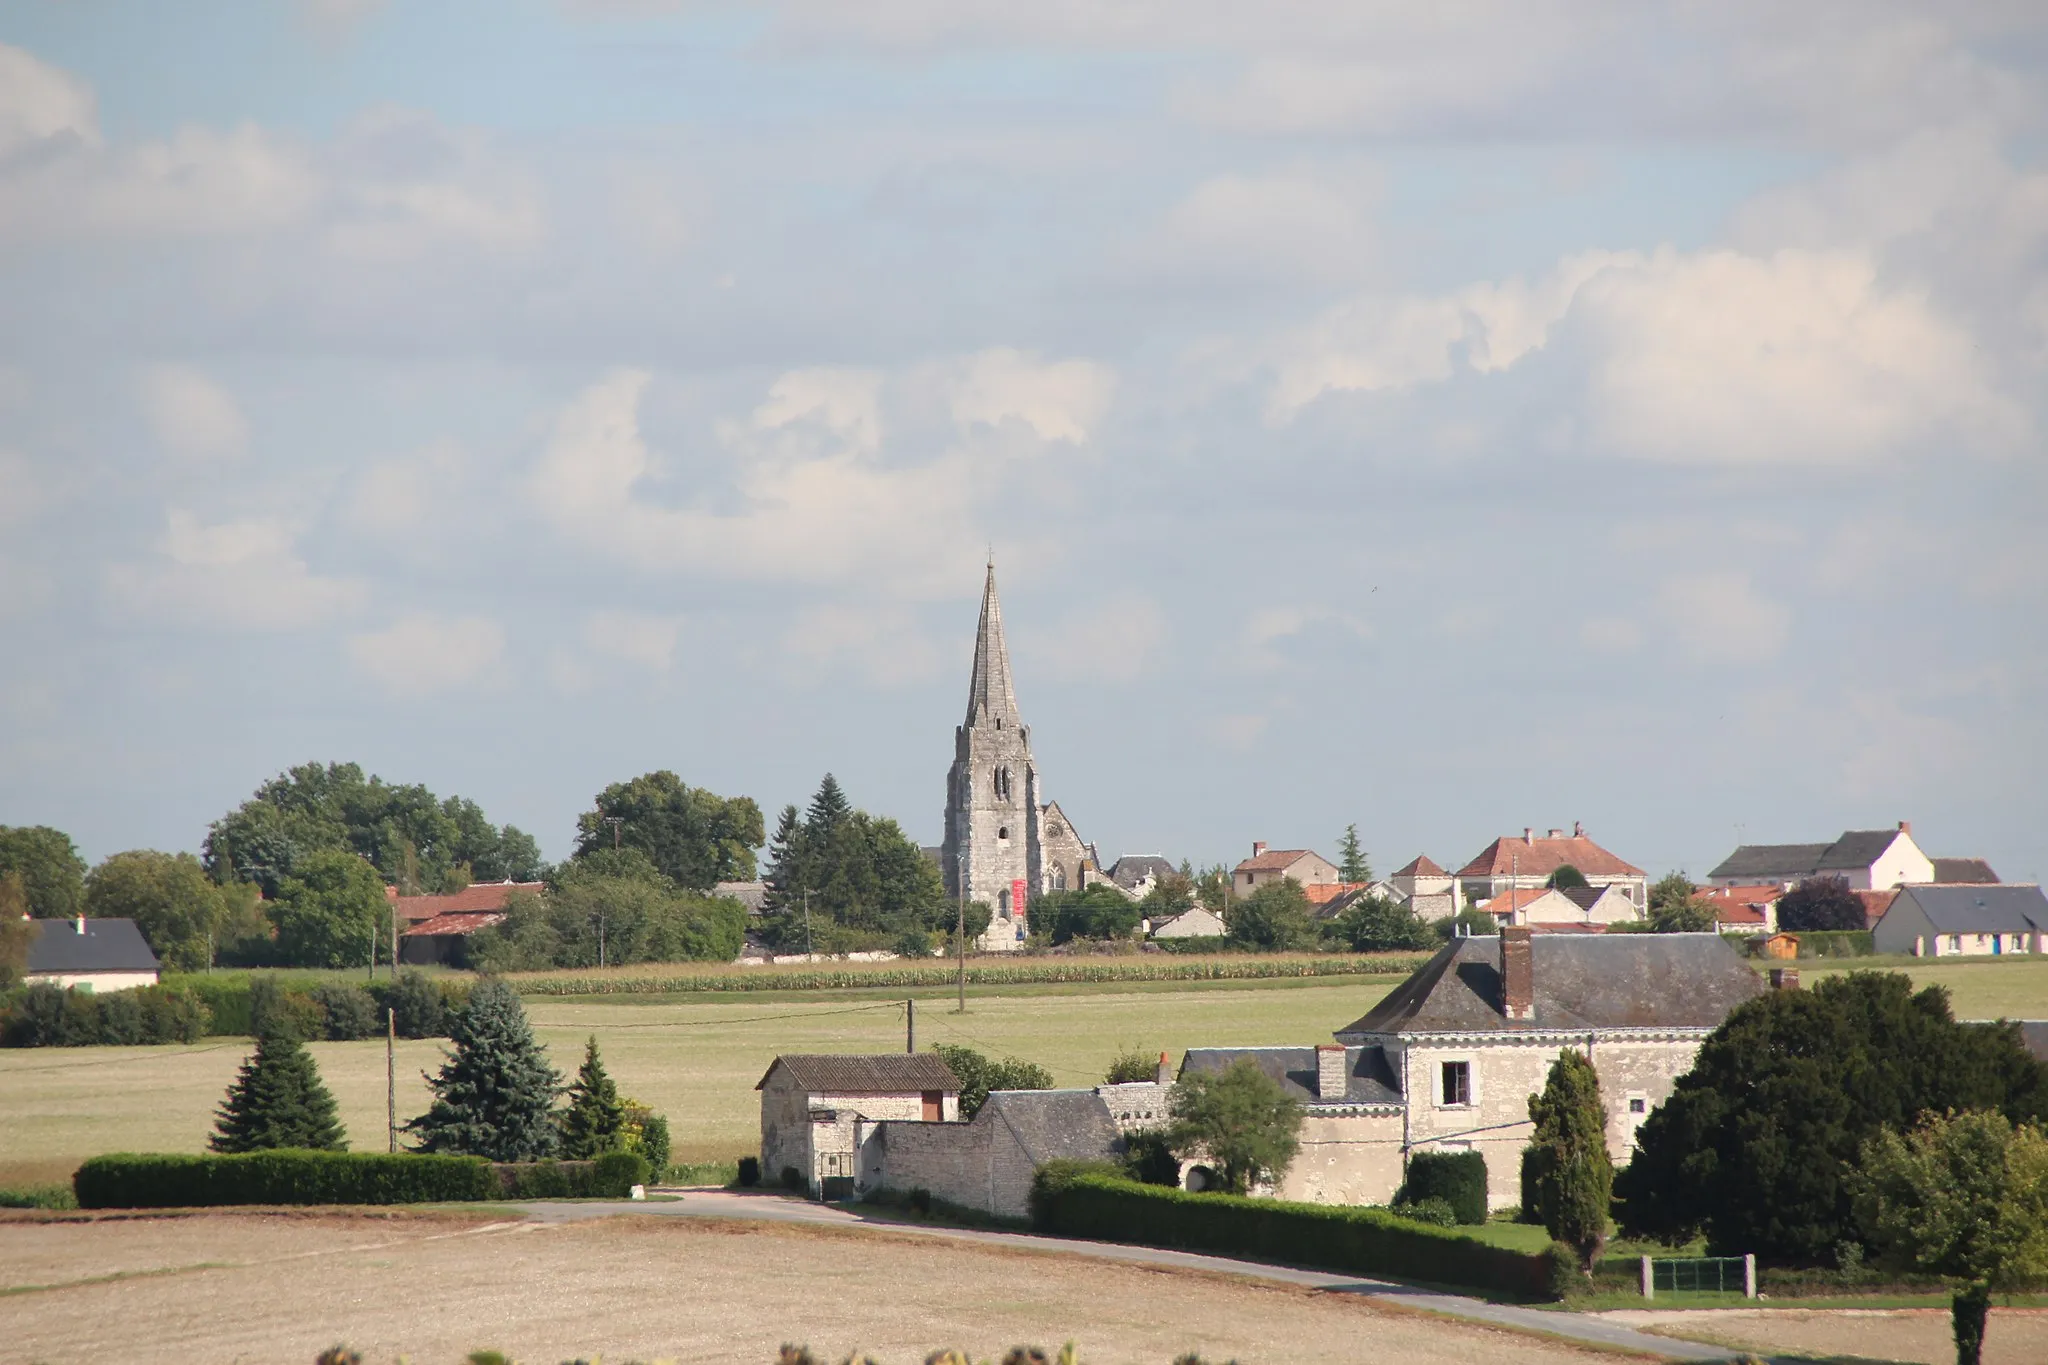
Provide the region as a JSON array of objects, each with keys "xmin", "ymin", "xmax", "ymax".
[
  {"xmin": 386, "ymin": 1007, "xmax": 397, "ymax": 1154},
  {"xmin": 390, "ymin": 913, "xmax": 399, "ymax": 980},
  {"xmin": 803, "ymin": 889, "xmax": 814, "ymax": 959},
  {"xmin": 905, "ymin": 998, "xmax": 915, "ymax": 1053},
  {"xmin": 367, "ymin": 917, "xmax": 376, "ymax": 983},
  {"xmin": 955, "ymin": 853, "xmax": 967, "ymax": 1014},
  {"xmin": 604, "ymin": 816, "xmax": 624, "ymax": 850}
]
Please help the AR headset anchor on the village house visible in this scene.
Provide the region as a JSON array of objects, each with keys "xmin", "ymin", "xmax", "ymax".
[
  {"xmin": 757, "ymin": 1053, "xmax": 962, "ymax": 1197},
  {"xmin": 1706, "ymin": 821, "xmax": 1934, "ymax": 890},
  {"xmin": 1455, "ymin": 825, "xmax": 1648, "ymax": 911},
  {"xmin": 1106, "ymin": 855, "xmax": 1178, "ymax": 899},
  {"xmin": 1387, "ymin": 856, "xmax": 1459, "ymax": 920},
  {"xmin": 1482, "ymin": 883, "xmax": 1639, "ymax": 928},
  {"xmin": 24, "ymin": 916, "xmax": 160, "ymax": 992},
  {"xmin": 1149, "ymin": 905, "xmax": 1226, "ymax": 939},
  {"xmin": 1233, "ymin": 842, "xmax": 1342, "ymax": 896},
  {"xmin": 388, "ymin": 879, "xmax": 545, "ymax": 966},
  {"xmin": 1871, "ymin": 884, "xmax": 2048, "ymax": 958},
  {"xmin": 1694, "ymin": 884, "xmax": 1781, "ymax": 933}
]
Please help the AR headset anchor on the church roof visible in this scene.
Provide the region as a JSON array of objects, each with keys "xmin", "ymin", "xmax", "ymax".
[{"xmin": 964, "ymin": 559, "xmax": 1023, "ymax": 730}]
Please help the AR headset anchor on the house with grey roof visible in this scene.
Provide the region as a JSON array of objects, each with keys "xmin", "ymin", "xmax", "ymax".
[
  {"xmin": 1707, "ymin": 821, "xmax": 1934, "ymax": 890},
  {"xmin": 1106, "ymin": 854, "xmax": 1178, "ymax": 899},
  {"xmin": 1932, "ymin": 858, "xmax": 2001, "ymax": 885},
  {"xmin": 1872, "ymin": 884, "xmax": 2048, "ymax": 958},
  {"xmin": 757, "ymin": 1053, "xmax": 961, "ymax": 1197},
  {"xmin": 25, "ymin": 917, "xmax": 160, "ymax": 992},
  {"xmin": 859, "ymin": 1086, "xmax": 1147, "ymax": 1220}
]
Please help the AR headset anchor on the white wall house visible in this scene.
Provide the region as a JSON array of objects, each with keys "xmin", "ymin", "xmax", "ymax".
[
  {"xmin": 1708, "ymin": 822, "xmax": 1935, "ymax": 890},
  {"xmin": 24, "ymin": 917, "xmax": 160, "ymax": 992},
  {"xmin": 1872, "ymin": 884, "xmax": 2048, "ymax": 958}
]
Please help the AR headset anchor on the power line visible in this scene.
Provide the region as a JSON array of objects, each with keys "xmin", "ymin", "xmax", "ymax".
[{"xmin": 532, "ymin": 1001, "xmax": 907, "ymax": 1031}]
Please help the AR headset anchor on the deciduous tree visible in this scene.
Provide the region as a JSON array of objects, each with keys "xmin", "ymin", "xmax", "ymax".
[
  {"xmin": 0, "ymin": 826, "xmax": 86, "ymax": 919},
  {"xmin": 1168, "ymin": 1057, "xmax": 1302, "ymax": 1195},
  {"xmin": 1225, "ymin": 878, "xmax": 1317, "ymax": 952},
  {"xmin": 932, "ymin": 1043, "xmax": 1053, "ymax": 1120},
  {"xmin": 85, "ymin": 850, "xmax": 227, "ymax": 972},
  {"xmin": 1546, "ymin": 864, "xmax": 1589, "ymax": 891},
  {"xmin": 408, "ymin": 980, "xmax": 562, "ymax": 1161},
  {"xmin": 270, "ymin": 849, "xmax": 390, "ymax": 969},
  {"xmin": 0, "ymin": 874, "xmax": 33, "ymax": 989},
  {"xmin": 573, "ymin": 769, "xmax": 763, "ymax": 891},
  {"xmin": 1330, "ymin": 895, "xmax": 1436, "ymax": 952},
  {"xmin": 1778, "ymin": 874, "xmax": 1867, "ymax": 932},
  {"xmin": 1039, "ymin": 884, "xmax": 1141, "ymax": 944}
]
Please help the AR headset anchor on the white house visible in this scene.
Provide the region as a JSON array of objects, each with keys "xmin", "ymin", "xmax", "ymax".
[
  {"xmin": 1483, "ymin": 884, "xmax": 1640, "ymax": 928},
  {"xmin": 1872, "ymin": 884, "xmax": 2048, "ymax": 958},
  {"xmin": 1707, "ymin": 822, "xmax": 1934, "ymax": 890},
  {"xmin": 24, "ymin": 917, "xmax": 160, "ymax": 992},
  {"xmin": 1455, "ymin": 825, "xmax": 1648, "ymax": 911},
  {"xmin": 1150, "ymin": 905, "xmax": 1227, "ymax": 939}
]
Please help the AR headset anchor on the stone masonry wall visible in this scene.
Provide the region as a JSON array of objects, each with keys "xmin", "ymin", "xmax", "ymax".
[{"xmin": 1274, "ymin": 1110, "xmax": 1406, "ymax": 1206}]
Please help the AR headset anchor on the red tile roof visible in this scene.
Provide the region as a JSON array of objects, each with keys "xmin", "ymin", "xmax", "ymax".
[
  {"xmin": 1394, "ymin": 855, "xmax": 1447, "ymax": 877},
  {"xmin": 1234, "ymin": 848, "xmax": 1321, "ymax": 873},
  {"xmin": 400, "ymin": 910, "xmax": 507, "ymax": 938},
  {"xmin": 1482, "ymin": 887, "xmax": 1558, "ymax": 917},
  {"xmin": 1853, "ymin": 889, "xmax": 1898, "ymax": 930},
  {"xmin": 387, "ymin": 880, "xmax": 543, "ymax": 923},
  {"xmin": 1457, "ymin": 833, "xmax": 1644, "ymax": 879},
  {"xmin": 1303, "ymin": 882, "xmax": 1370, "ymax": 906}
]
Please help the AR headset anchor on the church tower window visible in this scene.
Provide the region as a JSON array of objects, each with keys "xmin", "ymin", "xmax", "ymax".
[{"xmin": 993, "ymin": 766, "xmax": 1011, "ymax": 801}]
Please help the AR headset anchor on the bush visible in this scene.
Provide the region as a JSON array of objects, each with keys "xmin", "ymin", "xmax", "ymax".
[
  {"xmin": 1519, "ymin": 1146, "xmax": 1551, "ymax": 1225},
  {"xmin": 1389, "ymin": 1196, "xmax": 1458, "ymax": 1227},
  {"xmin": 1396, "ymin": 1150, "xmax": 1488, "ymax": 1225},
  {"xmin": 895, "ymin": 929, "xmax": 934, "ymax": 958},
  {"xmin": 737, "ymin": 1156, "xmax": 761, "ymax": 1186},
  {"xmin": 311, "ymin": 982, "xmax": 381, "ymax": 1040},
  {"xmin": 1028, "ymin": 1166, "xmax": 1551, "ymax": 1299},
  {"xmin": 74, "ymin": 1151, "xmax": 498, "ymax": 1207},
  {"xmin": 781, "ymin": 1165, "xmax": 804, "ymax": 1191},
  {"xmin": 1123, "ymin": 1130, "xmax": 1182, "ymax": 1186},
  {"xmin": 373, "ymin": 971, "xmax": 451, "ymax": 1039},
  {"xmin": 493, "ymin": 1152, "xmax": 649, "ymax": 1200},
  {"xmin": 1542, "ymin": 1240, "xmax": 1583, "ymax": 1299},
  {"xmin": 1791, "ymin": 930, "xmax": 1876, "ymax": 959},
  {"xmin": 248, "ymin": 977, "xmax": 324, "ymax": 1042},
  {"xmin": 0, "ymin": 982, "xmax": 211, "ymax": 1047},
  {"xmin": 0, "ymin": 1182, "xmax": 77, "ymax": 1209}
]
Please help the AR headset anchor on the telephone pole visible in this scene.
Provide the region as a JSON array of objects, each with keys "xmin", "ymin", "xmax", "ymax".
[
  {"xmin": 955, "ymin": 853, "xmax": 967, "ymax": 1014},
  {"xmin": 386, "ymin": 1007, "xmax": 397, "ymax": 1154},
  {"xmin": 905, "ymin": 998, "xmax": 915, "ymax": 1053}
]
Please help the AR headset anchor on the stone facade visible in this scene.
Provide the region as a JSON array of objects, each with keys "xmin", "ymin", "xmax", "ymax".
[{"xmin": 757, "ymin": 1054, "xmax": 961, "ymax": 1196}]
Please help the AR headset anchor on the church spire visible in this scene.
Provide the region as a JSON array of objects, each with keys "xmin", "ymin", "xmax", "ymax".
[{"xmin": 964, "ymin": 557, "xmax": 1022, "ymax": 729}]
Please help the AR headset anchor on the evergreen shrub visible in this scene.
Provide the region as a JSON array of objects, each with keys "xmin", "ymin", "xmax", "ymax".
[
  {"xmin": 1027, "ymin": 1165, "xmax": 1550, "ymax": 1298},
  {"xmin": 373, "ymin": 971, "xmax": 456, "ymax": 1038},
  {"xmin": 1389, "ymin": 1196, "xmax": 1459, "ymax": 1227},
  {"xmin": 74, "ymin": 1151, "xmax": 496, "ymax": 1207},
  {"xmin": 0, "ymin": 982, "xmax": 211, "ymax": 1047},
  {"xmin": 1519, "ymin": 1146, "xmax": 1551, "ymax": 1225},
  {"xmin": 492, "ymin": 1152, "xmax": 648, "ymax": 1199},
  {"xmin": 1396, "ymin": 1150, "xmax": 1488, "ymax": 1225},
  {"xmin": 310, "ymin": 981, "xmax": 381, "ymax": 1040}
]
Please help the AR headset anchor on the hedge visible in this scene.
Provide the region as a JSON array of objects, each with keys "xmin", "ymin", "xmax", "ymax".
[
  {"xmin": 74, "ymin": 1152, "xmax": 499, "ymax": 1207},
  {"xmin": 2, "ymin": 973, "xmax": 471, "ymax": 1048},
  {"xmin": 0, "ymin": 982, "xmax": 210, "ymax": 1047},
  {"xmin": 1789, "ymin": 930, "xmax": 1875, "ymax": 959},
  {"xmin": 72, "ymin": 1150, "xmax": 650, "ymax": 1208},
  {"xmin": 1028, "ymin": 1165, "xmax": 1551, "ymax": 1300},
  {"xmin": 514, "ymin": 955, "xmax": 1431, "ymax": 996},
  {"xmin": 1397, "ymin": 1150, "xmax": 1488, "ymax": 1226}
]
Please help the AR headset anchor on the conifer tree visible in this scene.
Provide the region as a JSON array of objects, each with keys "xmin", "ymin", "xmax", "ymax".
[
  {"xmin": 558, "ymin": 1035, "xmax": 627, "ymax": 1158},
  {"xmin": 805, "ymin": 773, "xmax": 851, "ymax": 837},
  {"xmin": 1337, "ymin": 824, "xmax": 1372, "ymax": 884},
  {"xmin": 1526, "ymin": 1049, "xmax": 1613, "ymax": 1271},
  {"xmin": 211, "ymin": 1028, "xmax": 346, "ymax": 1152},
  {"xmin": 407, "ymin": 979, "xmax": 562, "ymax": 1161}
]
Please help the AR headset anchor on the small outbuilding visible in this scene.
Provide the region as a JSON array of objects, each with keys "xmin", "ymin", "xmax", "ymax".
[
  {"xmin": 25, "ymin": 917, "xmax": 161, "ymax": 992},
  {"xmin": 757, "ymin": 1053, "xmax": 962, "ymax": 1198}
]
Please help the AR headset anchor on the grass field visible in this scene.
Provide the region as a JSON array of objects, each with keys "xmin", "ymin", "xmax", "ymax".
[{"xmin": 7, "ymin": 952, "xmax": 2048, "ymax": 1189}]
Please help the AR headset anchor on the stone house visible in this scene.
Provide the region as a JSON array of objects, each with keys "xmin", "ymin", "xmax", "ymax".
[
  {"xmin": 1872, "ymin": 884, "xmax": 2048, "ymax": 957},
  {"xmin": 1150, "ymin": 905, "xmax": 1227, "ymax": 939},
  {"xmin": 1177, "ymin": 1046, "xmax": 1405, "ymax": 1204},
  {"xmin": 1232, "ymin": 843, "xmax": 1341, "ymax": 897},
  {"xmin": 1388, "ymin": 856, "xmax": 1459, "ymax": 920},
  {"xmin": 1706, "ymin": 821, "xmax": 1934, "ymax": 890},
  {"xmin": 1455, "ymin": 825, "xmax": 1647, "ymax": 911},
  {"xmin": 757, "ymin": 1053, "xmax": 961, "ymax": 1196},
  {"xmin": 1694, "ymin": 884, "xmax": 1781, "ymax": 933},
  {"xmin": 24, "ymin": 917, "xmax": 160, "ymax": 992},
  {"xmin": 1484, "ymin": 884, "xmax": 1639, "ymax": 928}
]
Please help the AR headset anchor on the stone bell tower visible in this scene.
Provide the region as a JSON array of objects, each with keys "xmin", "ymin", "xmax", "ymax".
[{"xmin": 941, "ymin": 559, "xmax": 1043, "ymax": 950}]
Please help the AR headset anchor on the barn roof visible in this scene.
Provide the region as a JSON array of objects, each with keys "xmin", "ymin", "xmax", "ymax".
[{"xmin": 757, "ymin": 1053, "xmax": 961, "ymax": 1094}]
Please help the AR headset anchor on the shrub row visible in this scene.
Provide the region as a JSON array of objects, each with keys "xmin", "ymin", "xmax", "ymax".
[
  {"xmin": 1, "ymin": 973, "xmax": 471, "ymax": 1048},
  {"xmin": 0, "ymin": 982, "xmax": 211, "ymax": 1047},
  {"xmin": 1027, "ymin": 1165, "xmax": 1551, "ymax": 1300},
  {"xmin": 514, "ymin": 955, "xmax": 1430, "ymax": 996},
  {"xmin": 1788, "ymin": 930, "xmax": 1876, "ymax": 959},
  {"xmin": 72, "ymin": 1150, "xmax": 651, "ymax": 1208}
]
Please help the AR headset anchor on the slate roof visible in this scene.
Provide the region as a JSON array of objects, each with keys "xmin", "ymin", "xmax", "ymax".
[
  {"xmin": 386, "ymin": 881, "xmax": 543, "ymax": 923},
  {"xmin": 1394, "ymin": 855, "xmax": 1447, "ymax": 877},
  {"xmin": 1889, "ymin": 885, "xmax": 2048, "ymax": 934},
  {"xmin": 1334, "ymin": 933, "xmax": 1765, "ymax": 1038},
  {"xmin": 980, "ymin": 1090, "xmax": 1123, "ymax": 1165},
  {"xmin": 1933, "ymin": 858, "xmax": 2000, "ymax": 884},
  {"xmin": 1707, "ymin": 842, "xmax": 1831, "ymax": 881},
  {"xmin": 714, "ymin": 880, "xmax": 769, "ymax": 912},
  {"xmin": 26, "ymin": 918, "xmax": 160, "ymax": 975},
  {"xmin": 757, "ymin": 1053, "xmax": 962, "ymax": 1094},
  {"xmin": 1816, "ymin": 829, "xmax": 1904, "ymax": 872},
  {"xmin": 1108, "ymin": 855, "xmax": 1177, "ymax": 889},
  {"xmin": 1179, "ymin": 1045, "xmax": 1403, "ymax": 1106},
  {"xmin": 1457, "ymin": 833, "xmax": 1643, "ymax": 879},
  {"xmin": 1561, "ymin": 885, "xmax": 1610, "ymax": 912},
  {"xmin": 2016, "ymin": 1022, "xmax": 2048, "ymax": 1064}
]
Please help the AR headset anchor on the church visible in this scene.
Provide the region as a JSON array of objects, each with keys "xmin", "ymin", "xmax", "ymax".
[{"xmin": 939, "ymin": 561, "xmax": 1096, "ymax": 951}]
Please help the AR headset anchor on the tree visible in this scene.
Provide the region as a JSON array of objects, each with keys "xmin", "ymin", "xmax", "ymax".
[
  {"xmin": 1851, "ymin": 1111, "xmax": 2048, "ymax": 1365},
  {"xmin": 1648, "ymin": 898, "xmax": 1719, "ymax": 934},
  {"xmin": 85, "ymin": 850, "xmax": 227, "ymax": 972},
  {"xmin": 931, "ymin": 1043, "xmax": 1053, "ymax": 1120},
  {"xmin": 1615, "ymin": 972, "xmax": 2048, "ymax": 1262},
  {"xmin": 1436, "ymin": 906, "xmax": 1499, "ymax": 941},
  {"xmin": 558, "ymin": 1036, "xmax": 628, "ymax": 1158},
  {"xmin": 1191, "ymin": 865, "xmax": 1232, "ymax": 914},
  {"xmin": 1168, "ymin": 1057, "xmax": 1302, "ymax": 1195},
  {"xmin": 1525, "ymin": 1051, "xmax": 1614, "ymax": 1271},
  {"xmin": 0, "ymin": 826, "xmax": 86, "ymax": 919},
  {"xmin": 1038, "ymin": 884, "xmax": 1141, "ymax": 944},
  {"xmin": 0, "ymin": 873, "xmax": 33, "ymax": 989},
  {"xmin": 759, "ymin": 775, "xmax": 947, "ymax": 950},
  {"xmin": 1330, "ymin": 895, "xmax": 1436, "ymax": 953},
  {"xmin": 1336, "ymin": 825, "xmax": 1372, "ymax": 884},
  {"xmin": 1226, "ymin": 878, "xmax": 1317, "ymax": 952},
  {"xmin": 1778, "ymin": 874, "xmax": 1866, "ymax": 932},
  {"xmin": 1104, "ymin": 1048, "xmax": 1160, "ymax": 1085},
  {"xmin": 270, "ymin": 849, "xmax": 390, "ymax": 969},
  {"xmin": 1136, "ymin": 870, "xmax": 1196, "ymax": 924},
  {"xmin": 408, "ymin": 980, "xmax": 563, "ymax": 1161},
  {"xmin": 1647, "ymin": 872, "xmax": 1695, "ymax": 916},
  {"xmin": 467, "ymin": 857, "xmax": 746, "ymax": 972},
  {"xmin": 573, "ymin": 770, "xmax": 764, "ymax": 891},
  {"xmin": 210, "ymin": 1029, "xmax": 346, "ymax": 1152},
  {"xmin": 1546, "ymin": 865, "xmax": 1589, "ymax": 891}
]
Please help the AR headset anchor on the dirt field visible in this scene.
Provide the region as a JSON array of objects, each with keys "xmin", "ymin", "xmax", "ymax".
[
  {"xmin": 1605, "ymin": 1305, "xmax": 2048, "ymax": 1364},
  {"xmin": 1, "ymin": 1210, "xmax": 1626, "ymax": 1365},
  {"xmin": 0, "ymin": 981, "xmax": 1393, "ymax": 1181}
]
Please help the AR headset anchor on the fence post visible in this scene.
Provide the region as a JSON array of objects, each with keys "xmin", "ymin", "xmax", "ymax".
[
  {"xmin": 1744, "ymin": 1253, "xmax": 1757, "ymax": 1299},
  {"xmin": 1641, "ymin": 1255, "xmax": 1653, "ymax": 1300}
]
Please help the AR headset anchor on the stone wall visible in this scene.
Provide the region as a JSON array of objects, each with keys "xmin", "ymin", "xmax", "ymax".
[
  {"xmin": 761, "ymin": 1077, "xmax": 954, "ymax": 1194},
  {"xmin": 1273, "ymin": 1109, "xmax": 1407, "ymax": 1205}
]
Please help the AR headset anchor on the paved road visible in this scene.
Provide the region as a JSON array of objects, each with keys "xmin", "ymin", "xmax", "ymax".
[{"xmin": 524, "ymin": 1189, "xmax": 1740, "ymax": 1361}]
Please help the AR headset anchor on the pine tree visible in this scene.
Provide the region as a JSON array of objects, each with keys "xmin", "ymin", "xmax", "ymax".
[
  {"xmin": 407, "ymin": 979, "xmax": 562, "ymax": 1161},
  {"xmin": 558, "ymin": 1035, "xmax": 627, "ymax": 1158},
  {"xmin": 1526, "ymin": 1050, "xmax": 1614, "ymax": 1271},
  {"xmin": 761, "ymin": 804, "xmax": 807, "ymax": 917},
  {"xmin": 211, "ymin": 1029, "xmax": 346, "ymax": 1152},
  {"xmin": 1337, "ymin": 825, "xmax": 1371, "ymax": 884},
  {"xmin": 805, "ymin": 774, "xmax": 852, "ymax": 837}
]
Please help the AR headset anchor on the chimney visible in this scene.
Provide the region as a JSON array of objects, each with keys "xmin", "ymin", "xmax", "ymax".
[
  {"xmin": 1500, "ymin": 926, "xmax": 1534, "ymax": 1021},
  {"xmin": 1156, "ymin": 1051, "xmax": 1173, "ymax": 1085},
  {"xmin": 1769, "ymin": 968, "xmax": 1801, "ymax": 991},
  {"xmin": 1547, "ymin": 829, "xmax": 1565, "ymax": 840},
  {"xmin": 1898, "ymin": 820, "xmax": 1912, "ymax": 835},
  {"xmin": 1251, "ymin": 841, "xmax": 1267, "ymax": 858},
  {"xmin": 74, "ymin": 915, "xmax": 86, "ymax": 935},
  {"xmin": 1573, "ymin": 820, "xmax": 1584, "ymax": 837},
  {"xmin": 1316, "ymin": 1045, "xmax": 1348, "ymax": 1101},
  {"xmin": 1522, "ymin": 828, "xmax": 1534, "ymax": 845}
]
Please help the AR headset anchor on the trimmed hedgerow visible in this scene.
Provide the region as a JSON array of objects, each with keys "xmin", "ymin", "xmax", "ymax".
[
  {"xmin": 73, "ymin": 1151, "xmax": 497, "ymax": 1208},
  {"xmin": 1028, "ymin": 1164, "xmax": 1551, "ymax": 1300},
  {"xmin": 1396, "ymin": 1149, "xmax": 1488, "ymax": 1226},
  {"xmin": 492, "ymin": 1152, "xmax": 649, "ymax": 1200},
  {"xmin": 2, "ymin": 973, "xmax": 473, "ymax": 1047},
  {"xmin": 0, "ymin": 982, "xmax": 211, "ymax": 1047}
]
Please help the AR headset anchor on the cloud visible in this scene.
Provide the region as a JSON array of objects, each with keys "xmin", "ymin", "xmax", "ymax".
[
  {"xmin": 104, "ymin": 509, "xmax": 368, "ymax": 630},
  {"xmin": 138, "ymin": 365, "xmax": 249, "ymax": 460},
  {"xmin": 0, "ymin": 43, "xmax": 99, "ymax": 156},
  {"xmin": 936, "ymin": 348, "xmax": 1116, "ymax": 443},
  {"xmin": 347, "ymin": 613, "xmax": 506, "ymax": 695},
  {"xmin": 1238, "ymin": 604, "xmax": 1367, "ymax": 671},
  {"xmin": 1142, "ymin": 169, "xmax": 1378, "ymax": 286},
  {"xmin": 1578, "ymin": 616, "xmax": 1642, "ymax": 654},
  {"xmin": 584, "ymin": 609, "xmax": 683, "ymax": 671},
  {"xmin": 1656, "ymin": 572, "xmax": 1790, "ymax": 660},
  {"xmin": 780, "ymin": 603, "xmax": 945, "ymax": 687},
  {"xmin": 1028, "ymin": 594, "xmax": 1169, "ymax": 683},
  {"xmin": 344, "ymin": 441, "xmax": 468, "ymax": 537}
]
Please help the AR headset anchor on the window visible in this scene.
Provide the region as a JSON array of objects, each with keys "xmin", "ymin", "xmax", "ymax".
[
  {"xmin": 993, "ymin": 766, "xmax": 1011, "ymax": 800},
  {"xmin": 1440, "ymin": 1060, "xmax": 1471, "ymax": 1107},
  {"xmin": 1628, "ymin": 1097, "xmax": 1647, "ymax": 1114},
  {"xmin": 998, "ymin": 826, "xmax": 1010, "ymax": 841}
]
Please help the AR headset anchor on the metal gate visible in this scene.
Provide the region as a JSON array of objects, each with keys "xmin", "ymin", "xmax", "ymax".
[{"xmin": 1642, "ymin": 1254, "xmax": 1756, "ymax": 1298}]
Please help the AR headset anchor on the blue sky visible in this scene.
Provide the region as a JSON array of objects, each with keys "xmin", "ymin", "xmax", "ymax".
[{"xmin": 1, "ymin": 1, "xmax": 2044, "ymax": 885}]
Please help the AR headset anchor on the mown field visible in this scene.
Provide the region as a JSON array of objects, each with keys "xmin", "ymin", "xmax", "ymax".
[{"xmin": 5, "ymin": 952, "xmax": 2046, "ymax": 1187}]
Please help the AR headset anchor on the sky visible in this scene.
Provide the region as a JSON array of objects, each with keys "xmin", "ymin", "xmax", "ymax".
[{"xmin": 1, "ymin": 1, "xmax": 2044, "ymax": 886}]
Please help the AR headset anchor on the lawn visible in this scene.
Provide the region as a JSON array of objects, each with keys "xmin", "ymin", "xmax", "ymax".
[
  {"xmin": 0, "ymin": 977, "xmax": 1396, "ymax": 1183},
  {"xmin": 1793, "ymin": 953, "xmax": 2048, "ymax": 1021}
]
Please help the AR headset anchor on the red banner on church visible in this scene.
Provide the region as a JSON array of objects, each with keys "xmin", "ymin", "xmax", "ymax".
[{"xmin": 1012, "ymin": 879, "xmax": 1029, "ymax": 922}]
